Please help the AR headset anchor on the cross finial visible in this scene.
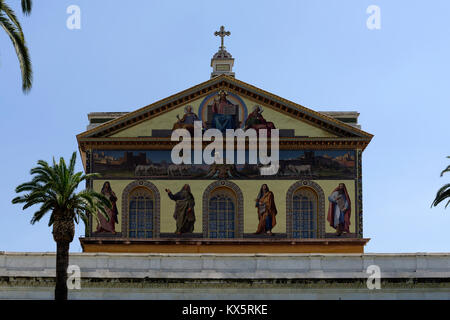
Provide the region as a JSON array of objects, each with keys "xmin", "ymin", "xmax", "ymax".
[{"xmin": 214, "ymin": 26, "xmax": 230, "ymax": 51}]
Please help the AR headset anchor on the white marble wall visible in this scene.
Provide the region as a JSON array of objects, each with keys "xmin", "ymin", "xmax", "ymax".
[{"xmin": 1, "ymin": 252, "xmax": 449, "ymax": 299}]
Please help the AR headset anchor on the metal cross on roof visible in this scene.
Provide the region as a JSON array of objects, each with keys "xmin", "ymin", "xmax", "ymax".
[{"xmin": 214, "ymin": 26, "xmax": 230, "ymax": 51}]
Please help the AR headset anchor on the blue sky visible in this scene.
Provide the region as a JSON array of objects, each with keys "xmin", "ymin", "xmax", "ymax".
[{"xmin": 1, "ymin": 0, "xmax": 449, "ymax": 253}]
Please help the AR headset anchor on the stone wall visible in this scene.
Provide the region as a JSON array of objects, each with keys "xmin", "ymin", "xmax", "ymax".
[{"xmin": 1, "ymin": 252, "xmax": 449, "ymax": 299}]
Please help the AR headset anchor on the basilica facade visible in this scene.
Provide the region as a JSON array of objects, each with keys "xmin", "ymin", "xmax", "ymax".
[{"xmin": 77, "ymin": 28, "xmax": 373, "ymax": 254}]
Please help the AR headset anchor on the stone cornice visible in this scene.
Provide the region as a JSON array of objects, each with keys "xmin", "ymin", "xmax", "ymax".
[
  {"xmin": 2, "ymin": 251, "xmax": 450, "ymax": 280},
  {"xmin": 76, "ymin": 75, "xmax": 373, "ymax": 142},
  {"xmin": 78, "ymin": 137, "xmax": 371, "ymax": 152}
]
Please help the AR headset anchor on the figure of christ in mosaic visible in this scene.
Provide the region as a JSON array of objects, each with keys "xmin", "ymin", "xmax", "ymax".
[
  {"xmin": 96, "ymin": 181, "xmax": 119, "ymax": 233},
  {"xmin": 245, "ymin": 105, "xmax": 276, "ymax": 137},
  {"xmin": 327, "ymin": 183, "xmax": 351, "ymax": 236},
  {"xmin": 165, "ymin": 184, "xmax": 196, "ymax": 235},
  {"xmin": 210, "ymin": 90, "xmax": 238, "ymax": 132},
  {"xmin": 254, "ymin": 184, "xmax": 278, "ymax": 235}
]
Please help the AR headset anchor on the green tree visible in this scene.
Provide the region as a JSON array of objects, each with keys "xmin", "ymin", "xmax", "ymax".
[
  {"xmin": 432, "ymin": 156, "xmax": 450, "ymax": 209},
  {"xmin": 0, "ymin": 0, "xmax": 33, "ymax": 92},
  {"xmin": 12, "ymin": 152, "xmax": 111, "ymax": 300}
]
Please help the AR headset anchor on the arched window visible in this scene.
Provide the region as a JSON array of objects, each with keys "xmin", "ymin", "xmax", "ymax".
[
  {"xmin": 203, "ymin": 181, "xmax": 244, "ymax": 239},
  {"xmin": 121, "ymin": 181, "xmax": 160, "ymax": 239},
  {"xmin": 208, "ymin": 188, "xmax": 236, "ymax": 239},
  {"xmin": 128, "ymin": 188, "xmax": 155, "ymax": 238},
  {"xmin": 292, "ymin": 188, "xmax": 318, "ymax": 239},
  {"xmin": 287, "ymin": 181, "xmax": 325, "ymax": 239}
]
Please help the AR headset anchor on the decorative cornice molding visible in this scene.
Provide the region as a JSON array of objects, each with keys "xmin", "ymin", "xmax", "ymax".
[
  {"xmin": 77, "ymin": 75, "xmax": 373, "ymax": 142},
  {"xmin": 78, "ymin": 138, "xmax": 371, "ymax": 152}
]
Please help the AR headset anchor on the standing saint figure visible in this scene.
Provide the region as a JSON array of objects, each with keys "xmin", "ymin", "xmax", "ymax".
[
  {"xmin": 165, "ymin": 184, "xmax": 196, "ymax": 235},
  {"xmin": 255, "ymin": 184, "xmax": 277, "ymax": 235},
  {"xmin": 327, "ymin": 183, "xmax": 351, "ymax": 236},
  {"xmin": 96, "ymin": 181, "xmax": 119, "ymax": 233}
]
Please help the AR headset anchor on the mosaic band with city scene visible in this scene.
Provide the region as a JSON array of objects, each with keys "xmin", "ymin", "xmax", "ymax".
[{"xmin": 92, "ymin": 149, "xmax": 356, "ymax": 180}]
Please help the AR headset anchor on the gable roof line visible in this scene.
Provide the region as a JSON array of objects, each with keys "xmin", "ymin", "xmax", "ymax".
[
  {"xmin": 224, "ymin": 76, "xmax": 372, "ymax": 138},
  {"xmin": 77, "ymin": 75, "xmax": 373, "ymax": 140},
  {"xmin": 76, "ymin": 76, "xmax": 226, "ymax": 139}
]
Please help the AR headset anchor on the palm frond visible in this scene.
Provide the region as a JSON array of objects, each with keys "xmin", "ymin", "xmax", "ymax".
[
  {"xmin": 11, "ymin": 194, "xmax": 28, "ymax": 204},
  {"xmin": 21, "ymin": 194, "xmax": 47, "ymax": 210},
  {"xmin": 31, "ymin": 201, "xmax": 53, "ymax": 224},
  {"xmin": 13, "ymin": 151, "xmax": 109, "ymax": 236},
  {"xmin": 68, "ymin": 152, "xmax": 77, "ymax": 175},
  {"xmin": 432, "ymin": 156, "xmax": 450, "ymax": 209},
  {"xmin": 79, "ymin": 213, "xmax": 89, "ymax": 236},
  {"xmin": 80, "ymin": 172, "xmax": 101, "ymax": 183},
  {"xmin": 441, "ymin": 165, "xmax": 450, "ymax": 177},
  {"xmin": 21, "ymin": 0, "xmax": 32, "ymax": 15},
  {"xmin": 48, "ymin": 214, "xmax": 55, "ymax": 227},
  {"xmin": 1, "ymin": 1, "xmax": 25, "ymax": 40},
  {"xmin": 0, "ymin": 12, "xmax": 32, "ymax": 92},
  {"xmin": 432, "ymin": 183, "xmax": 450, "ymax": 208}
]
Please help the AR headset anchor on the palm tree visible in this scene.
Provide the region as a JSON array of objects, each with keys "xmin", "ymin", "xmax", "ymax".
[
  {"xmin": 432, "ymin": 156, "xmax": 450, "ymax": 209},
  {"xmin": 12, "ymin": 152, "xmax": 111, "ymax": 300},
  {"xmin": 0, "ymin": 0, "xmax": 33, "ymax": 92}
]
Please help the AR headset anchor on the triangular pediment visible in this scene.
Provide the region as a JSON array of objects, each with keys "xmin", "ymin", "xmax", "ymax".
[{"xmin": 77, "ymin": 75, "xmax": 373, "ymax": 140}]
